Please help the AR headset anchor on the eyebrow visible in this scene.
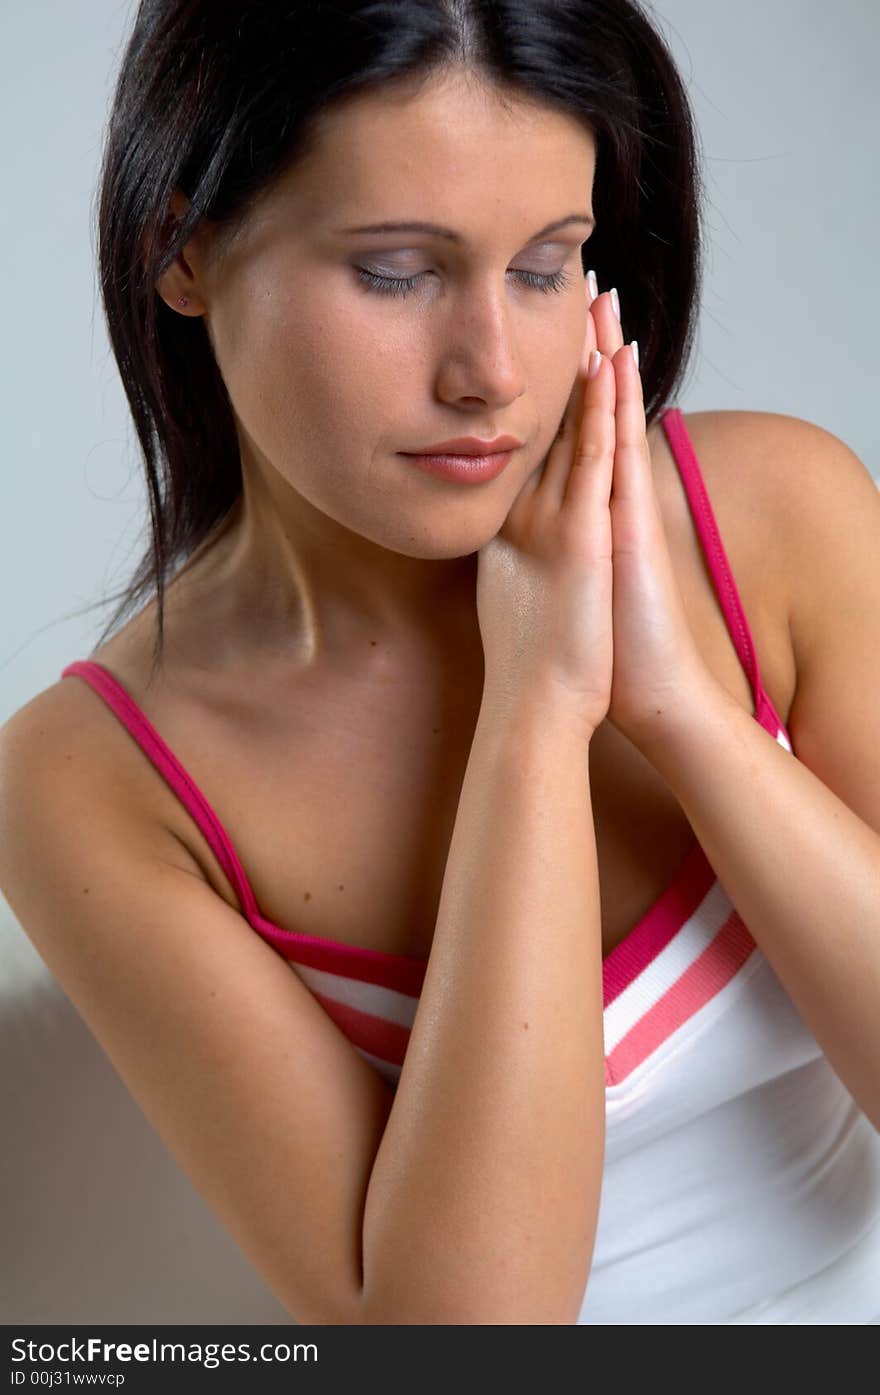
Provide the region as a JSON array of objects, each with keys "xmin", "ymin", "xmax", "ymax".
[{"xmin": 337, "ymin": 212, "xmax": 596, "ymax": 241}]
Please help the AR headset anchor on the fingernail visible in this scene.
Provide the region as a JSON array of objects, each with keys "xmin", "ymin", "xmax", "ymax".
[
  {"xmin": 588, "ymin": 349, "xmax": 602, "ymax": 381},
  {"xmin": 587, "ymin": 269, "xmax": 599, "ymax": 303},
  {"xmin": 610, "ymin": 287, "xmax": 621, "ymax": 322},
  {"xmin": 631, "ymin": 339, "xmax": 639, "ymax": 371}
]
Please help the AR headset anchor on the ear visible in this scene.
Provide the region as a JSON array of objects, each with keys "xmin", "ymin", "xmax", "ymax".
[{"xmin": 151, "ymin": 188, "xmax": 208, "ymax": 317}]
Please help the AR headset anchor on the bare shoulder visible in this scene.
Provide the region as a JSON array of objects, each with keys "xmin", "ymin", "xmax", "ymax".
[
  {"xmin": 0, "ymin": 675, "xmax": 202, "ymax": 884},
  {"xmin": 672, "ymin": 405, "xmax": 874, "ymax": 520},
  {"xmin": 670, "ymin": 407, "xmax": 823, "ymax": 512},
  {"xmin": 648, "ymin": 407, "xmax": 870, "ymax": 725},
  {"xmin": 650, "ymin": 407, "xmax": 800, "ymax": 609},
  {"xmin": 2, "ymin": 674, "xmax": 129, "ymax": 800},
  {"xmin": 0, "ymin": 674, "xmax": 205, "ymax": 1026},
  {"xmin": 674, "ymin": 407, "xmax": 879, "ymax": 603},
  {"xmin": 1, "ymin": 676, "xmax": 112, "ymax": 798}
]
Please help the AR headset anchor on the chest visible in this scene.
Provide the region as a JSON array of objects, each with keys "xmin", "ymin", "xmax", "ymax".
[
  {"xmin": 113, "ymin": 612, "xmax": 793, "ymax": 970},
  {"xmin": 167, "ymin": 635, "xmax": 787, "ymax": 967},
  {"xmin": 96, "ymin": 423, "xmax": 797, "ymax": 964}
]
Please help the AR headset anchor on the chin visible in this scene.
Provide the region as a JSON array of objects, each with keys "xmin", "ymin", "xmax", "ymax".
[
  {"xmin": 342, "ymin": 489, "xmax": 511, "ymax": 560},
  {"xmin": 359, "ymin": 514, "xmax": 499, "ymax": 563}
]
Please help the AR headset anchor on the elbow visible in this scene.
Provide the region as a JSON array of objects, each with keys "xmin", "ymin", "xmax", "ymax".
[{"xmin": 354, "ymin": 1273, "xmax": 589, "ymax": 1325}]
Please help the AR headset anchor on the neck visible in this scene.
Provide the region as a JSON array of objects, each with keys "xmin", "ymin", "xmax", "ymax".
[{"xmin": 171, "ymin": 476, "xmax": 485, "ymax": 684}]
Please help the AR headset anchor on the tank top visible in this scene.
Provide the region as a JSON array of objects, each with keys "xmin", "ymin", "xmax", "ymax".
[{"xmin": 59, "ymin": 405, "xmax": 880, "ymax": 1324}]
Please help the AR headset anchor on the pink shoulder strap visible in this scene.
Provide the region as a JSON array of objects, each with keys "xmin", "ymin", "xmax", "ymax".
[
  {"xmin": 658, "ymin": 407, "xmax": 763, "ymax": 709},
  {"xmin": 59, "ymin": 660, "xmax": 261, "ymax": 919}
]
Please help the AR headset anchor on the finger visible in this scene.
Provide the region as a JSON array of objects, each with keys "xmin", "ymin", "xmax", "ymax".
[
  {"xmin": 590, "ymin": 287, "xmax": 625, "ymax": 360},
  {"xmin": 560, "ymin": 344, "xmax": 616, "ymax": 519},
  {"xmin": 609, "ymin": 339, "xmax": 654, "ymax": 513},
  {"xmin": 533, "ymin": 280, "xmax": 598, "ymax": 507}
]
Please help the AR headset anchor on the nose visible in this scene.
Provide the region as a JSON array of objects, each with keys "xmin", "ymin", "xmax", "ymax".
[{"xmin": 434, "ymin": 288, "xmax": 527, "ymax": 408}]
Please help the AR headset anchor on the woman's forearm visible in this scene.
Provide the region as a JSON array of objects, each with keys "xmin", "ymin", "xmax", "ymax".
[
  {"xmin": 360, "ymin": 687, "xmax": 605, "ymax": 1324},
  {"xmin": 639, "ymin": 682, "xmax": 880, "ymax": 1129}
]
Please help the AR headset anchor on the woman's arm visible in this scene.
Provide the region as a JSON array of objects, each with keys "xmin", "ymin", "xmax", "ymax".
[
  {"xmin": 361, "ymin": 685, "xmax": 606, "ymax": 1324},
  {"xmin": 0, "ymin": 675, "xmax": 605, "ymax": 1326},
  {"xmin": 634, "ymin": 415, "xmax": 880, "ymax": 1130}
]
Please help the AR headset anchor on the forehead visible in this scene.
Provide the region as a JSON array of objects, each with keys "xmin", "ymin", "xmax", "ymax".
[{"xmin": 271, "ymin": 69, "xmax": 596, "ymax": 239}]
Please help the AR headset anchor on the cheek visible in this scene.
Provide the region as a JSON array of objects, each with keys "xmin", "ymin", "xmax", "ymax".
[
  {"xmin": 225, "ymin": 324, "xmax": 400, "ymax": 499},
  {"xmin": 210, "ymin": 294, "xmax": 329, "ymax": 429}
]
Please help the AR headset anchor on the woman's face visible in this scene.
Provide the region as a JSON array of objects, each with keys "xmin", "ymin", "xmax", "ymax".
[{"xmin": 171, "ymin": 67, "xmax": 597, "ymax": 563}]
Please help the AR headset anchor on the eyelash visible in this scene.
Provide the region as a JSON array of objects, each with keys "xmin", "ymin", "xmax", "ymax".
[{"xmin": 355, "ymin": 266, "xmax": 574, "ymax": 298}]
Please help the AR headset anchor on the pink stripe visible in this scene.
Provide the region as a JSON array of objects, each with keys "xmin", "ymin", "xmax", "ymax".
[
  {"xmin": 659, "ymin": 409, "xmax": 794, "ymax": 759},
  {"xmin": 660, "ymin": 408, "xmax": 762, "ymax": 703},
  {"xmin": 756, "ymin": 688, "xmax": 792, "ymax": 748},
  {"xmin": 311, "ymin": 991, "xmax": 412, "ymax": 1066},
  {"xmin": 602, "ymin": 838, "xmax": 716, "ymax": 1009},
  {"xmin": 605, "ymin": 909, "xmax": 756, "ymax": 1085},
  {"xmin": 61, "ymin": 661, "xmax": 430, "ymax": 992},
  {"xmin": 253, "ymin": 912, "xmax": 427, "ymax": 997},
  {"xmin": 61, "ymin": 661, "xmax": 259, "ymax": 915}
]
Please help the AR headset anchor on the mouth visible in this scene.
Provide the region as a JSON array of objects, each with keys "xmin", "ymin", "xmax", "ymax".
[
  {"xmin": 401, "ymin": 434, "xmax": 523, "ymax": 457},
  {"xmin": 398, "ymin": 444, "xmax": 518, "ymax": 485}
]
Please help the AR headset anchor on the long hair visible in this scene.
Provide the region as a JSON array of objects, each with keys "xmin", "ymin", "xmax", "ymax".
[{"xmin": 93, "ymin": 0, "xmax": 704, "ymax": 677}]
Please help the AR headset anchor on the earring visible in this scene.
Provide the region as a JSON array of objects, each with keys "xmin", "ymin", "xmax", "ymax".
[{"xmin": 178, "ymin": 296, "xmax": 189, "ymax": 308}]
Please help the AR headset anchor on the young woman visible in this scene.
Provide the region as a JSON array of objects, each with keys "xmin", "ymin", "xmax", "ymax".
[{"xmin": 1, "ymin": 0, "xmax": 878, "ymax": 1325}]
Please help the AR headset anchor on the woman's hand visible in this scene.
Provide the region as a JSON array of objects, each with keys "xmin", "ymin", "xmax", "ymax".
[
  {"xmin": 476, "ymin": 281, "xmax": 614, "ymax": 735},
  {"xmin": 591, "ymin": 285, "xmax": 716, "ymax": 748},
  {"xmin": 477, "ymin": 274, "xmax": 715, "ymax": 745}
]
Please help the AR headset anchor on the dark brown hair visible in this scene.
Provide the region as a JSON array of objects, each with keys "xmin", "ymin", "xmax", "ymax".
[{"xmin": 91, "ymin": 0, "xmax": 705, "ymax": 677}]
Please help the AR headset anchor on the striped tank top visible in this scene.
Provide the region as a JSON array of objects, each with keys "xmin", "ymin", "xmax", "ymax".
[{"xmin": 60, "ymin": 405, "xmax": 880, "ymax": 1322}]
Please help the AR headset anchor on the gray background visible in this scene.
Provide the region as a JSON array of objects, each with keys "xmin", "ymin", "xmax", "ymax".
[{"xmin": 1, "ymin": 0, "xmax": 878, "ymax": 1323}]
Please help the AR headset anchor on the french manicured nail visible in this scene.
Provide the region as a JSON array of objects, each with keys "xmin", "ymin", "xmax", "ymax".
[
  {"xmin": 631, "ymin": 339, "xmax": 639, "ymax": 371},
  {"xmin": 588, "ymin": 349, "xmax": 602, "ymax": 380},
  {"xmin": 610, "ymin": 287, "xmax": 621, "ymax": 322},
  {"xmin": 587, "ymin": 269, "xmax": 599, "ymax": 302}
]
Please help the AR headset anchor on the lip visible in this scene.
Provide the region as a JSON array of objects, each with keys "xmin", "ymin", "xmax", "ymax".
[
  {"xmin": 402, "ymin": 434, "xmax": 522, "ymax": 456},
  {"xmin": 399, "ymin": 447, "xmax": 516, "ymax": 485}
]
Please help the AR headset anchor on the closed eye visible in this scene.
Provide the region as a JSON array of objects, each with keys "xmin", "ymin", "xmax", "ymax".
[{"xmin": 355, "ymin": 266, "xmax": 575, "ymax": 298}]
